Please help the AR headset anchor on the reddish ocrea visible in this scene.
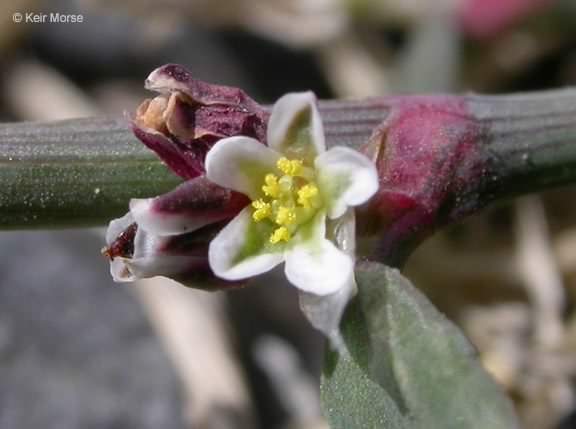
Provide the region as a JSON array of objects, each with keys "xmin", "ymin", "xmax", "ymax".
[{"xmin": 359, "ymin": 96, "xmax": 489, "ymax": 264}]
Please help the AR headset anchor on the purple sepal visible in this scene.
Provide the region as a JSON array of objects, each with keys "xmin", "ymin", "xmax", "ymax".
[
  {"xmin": 158, "ymin": 222, "xmax": 244, "ymax": 290},
  {"xmin": 152, "ymin": 176, "xmax": 249, "ymax": 220},
  {"xmin": 133, "ymin": 64, "xmax": 268, "ymax": 180},
  {"xmin": 131, "ymin": 176, "xmax": 249, "ymax": 236},
  {"xmin": 132, "ymin": 125, "xmax": 205, "ymax": 180}
]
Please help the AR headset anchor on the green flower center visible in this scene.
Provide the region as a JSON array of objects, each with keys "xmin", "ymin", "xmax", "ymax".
[{"xmin": 251, "ymin": 157, "xmax": 322, "ymax": 244}]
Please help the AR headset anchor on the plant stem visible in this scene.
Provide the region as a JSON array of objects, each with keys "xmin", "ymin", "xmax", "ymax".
[
  {"xmin": 470, "ymin": 89, "xmax": 576, "ymax": 198},
  {"xmin": 0, "ymin": 118, "xmax": 179, "ymax": 228},
  {"xmin": 1, "ymin": 89, "xmax": 576, "ymax": 229},
  {"xmin": 360, "ymin": 89, "xmax": 576, "ymax": 266},
  {"xmin": 0, "ymin": 102, "xmax": 389, "ymax": 228}
]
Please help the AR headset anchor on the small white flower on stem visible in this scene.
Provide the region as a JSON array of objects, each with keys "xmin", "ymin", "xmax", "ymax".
[{"xmin": 205, "ymin": 92, "xmax": 378, "ymax": 345}]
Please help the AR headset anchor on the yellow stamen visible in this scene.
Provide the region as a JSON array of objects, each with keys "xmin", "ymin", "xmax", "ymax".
[
  {"xmin": 251, "ymin": 157, "xmax": 323, "ymax": 245},
  {"xmin": 251, "ymin": 199, "xmax": 271, "ymax": 222},
  {"xmin": 262, "ymin": 174, "xmax": 280, "ymax": 197},
  {"xmin": 277, "ymin": 157, "xmax": 303, "ymax": 176},
  {"xmin": 275, "ymin": 206, "xmax": 296, "ymax": 226},
  {"xmin": 270, "ymin": 226, "xmax": 291, "ymax": 244},
  {"xmin": 297, "ymin": 184, "xmax": 319, "ymax": 209}
]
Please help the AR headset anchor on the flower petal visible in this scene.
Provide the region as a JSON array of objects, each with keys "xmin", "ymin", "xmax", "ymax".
[
  {"xmin": 298, "ymin": 276, "xmax": 356, "ymax": 350},
  {"xmin": 105, "ymin": 211, "xmax": 134, "ymax": 246},
  {"xmin": 110, "ymin": 235, "xmax": 213, "ymax": 285},
  {"xmin": 285, "ymin": 211, "xmax": 353, "ymax": 296},
  {"xmin": 108, "ymin": 224, "xmax": 180, "ymax": 282},
  {"xmin": 315, "ymin": 146, "xmax": 379, "ymax": 219},
  {"xmin": 298, "ymin": 210, "xmax": 358, "ymax": 348},
  {"xmin": 206, "ymin": 136, "xmax": 280, "ymax": 199},
  {"xmin": 285, "ymin": 239, "xmax": 353, "ymax": 295},
  {"xmin": 108, "ymin": 220, "xmax": 230, "ymax": 289},
  {"xmin": 110, "ymin": 257, "xmax": 135, "ymax": 282},
  {"xmin": 326, "ymin": 208, "xmax": 357, "ymax": 256},
  {"xmin": 209, "ymin": 207, "xmax": 284, "ymax": 280},
  {"xmin": 130, "ymin": 177, "xmax": 248, "ymax": 236},
  {"xmin": 267, "ymin": 92, "xmax": 325, "ymax": 161}
]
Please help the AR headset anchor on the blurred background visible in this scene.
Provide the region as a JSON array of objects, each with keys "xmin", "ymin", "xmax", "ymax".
[{"xmin": 2, "ymin": 0, "xmax": 576, "ymax": 428}]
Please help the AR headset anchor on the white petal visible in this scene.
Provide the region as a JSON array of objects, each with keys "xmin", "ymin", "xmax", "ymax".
[
  {"xmin": 125, "ymin": 254, "xmax": 201, "ymax": 279},
  {"xmin": 285, "ymin": 238, "xmax": 353, "ymax": 296},
  {"xmin": 299, "ymin": 210, "xmax": 357, "ymax": 349},
  {"xmin": 206, "ymin": 136, "xmax": 280, "ymax": 199},
  {"xmin": 315, "ymin": 146, "xmax": 378, "ymax": 219},
  {"xmin": 130, "ymin": 197, "xmax": 212, "ymax": 236},
  {"xmin": 133, "ymin": 223, "xmax": 165, "ymax": 259},
  {"xmin": 106, "ymin": 212, "xmax": 137, "ymax": 282},
  {"xmin": 298, "ymin": 275, "xmax": 356, "ymax": 350},
  {"xmin": 267, "ymin": 92, "xmax": 325, "ymax": 161},
  {"xmin": 110, "ymin": 257, "xmax": 135, "ymax": 282},
  {"xmin": 108, "ymin": 222, "xmax": 165, "ymax": 282},
  {"xmin": 109, "ymin": 224, "xmax": 210, "ymax": 283},
  {"xmin": 111, "ymin": 254, "xmax": 205, "ymax": 282},
  {"xmin": 105, "ymin": 212, "xmax": 134, "ymax": 245},
  {"xmin": 130, "ymin": 197, "xmax": 178, "ymax": 235},
  {"xmin": 209, "ymin": 207, "xmax": 284, "ymax": 280},
  {"xmin": 327, "ymin": 209, "xmax": 356, "ymax": 256}
]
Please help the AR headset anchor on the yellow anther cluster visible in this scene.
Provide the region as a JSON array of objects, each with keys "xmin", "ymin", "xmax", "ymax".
[
  {"xmin": 251, "ymin": 199, "xmax": 271, "ymax": 221},
  {"xmin": 276, "ymin": 206, "xmax": 296, "ymax": 226},
  {"xmin": 270, "ymin": 226, "xmax": 291, "ymax": 244},
  {"xmin": 297, "ymin": 184, "xmax": 319, "ymax": 209},
  {"xmin": 252, "ymin": 157, "xmax": 323, "ymax": 244},
  {"xmin": 262, "ymin": 174, "xmax": 280, "ymax": 198},
  {"xmin": 277, "ymin": 157, "xmax": 303, "ymax": 176}
]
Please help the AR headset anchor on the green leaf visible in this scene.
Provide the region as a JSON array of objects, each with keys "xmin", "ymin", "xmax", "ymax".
[{"xmin": 321, "ymin": 261, "xmax": 519, "ymax": 429}]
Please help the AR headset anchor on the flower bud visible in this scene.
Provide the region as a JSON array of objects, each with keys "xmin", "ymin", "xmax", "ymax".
[{"xmin": 103, "ymin": 176, "xmax": 247, "ymax": 289}]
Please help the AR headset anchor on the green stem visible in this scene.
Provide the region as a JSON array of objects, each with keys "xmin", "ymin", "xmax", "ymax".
[
  {"xmin": 0, "ymin": 102, "xmax": 388, "ymax": 228},
  {"xmin": 2, "ymin": 90, "xmax": 576, "ymax": 229},
  {"xmin": 469, "ymin": 89, "xmax": 576, "ymax": 197},
  {"xmin": 0, "ymin": 118, "xmax": 179, "ymax": 228}
]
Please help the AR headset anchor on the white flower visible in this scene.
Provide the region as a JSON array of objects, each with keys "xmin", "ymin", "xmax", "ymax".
[{"xmin": 205, "ymin": 92, "xmax": 378, "ymax": 343}]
